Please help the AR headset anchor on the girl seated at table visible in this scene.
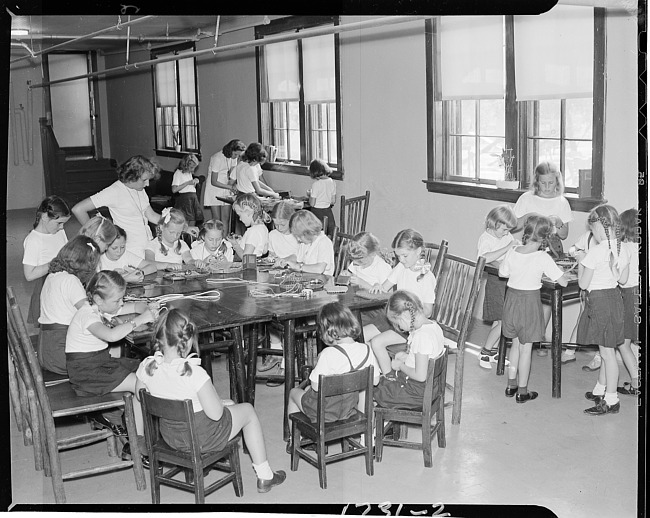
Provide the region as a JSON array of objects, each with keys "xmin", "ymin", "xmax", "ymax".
[
  {"xmin": 135, "ymin": 308, "xmax": 286, "ymax": 493},
  {"xmin": 276, "ymin": 210, "xmax": 334, "ymax": 275},
  {"xmin": 100, "ymin": 225, "xmax": 156, "ymax": 283},
  {"xmin": 144, "ymin": 208, "xmax": 193, "ymax": 270},
  {"xmin": 227, "ymin": 193, "xmax": 271, "ymax": 259},
  {"xmin": 190, "ymin": 219, "xmax": 234, "ymax": 267},
  {"xmin": 79, "ymin": 214, "xmax": 118, "ymax": 253},
  {"xmin": 268, "ymin": 201, "xmax": 299, "ymax": 260},
  {"xmin": 344, "ymin": 232, "xmax": 392, "ymax": 291}
]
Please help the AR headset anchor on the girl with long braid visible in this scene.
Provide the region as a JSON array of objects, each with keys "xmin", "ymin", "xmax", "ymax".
[
  {"xmin": 576, "ymin": 205, "xmax": 631, "ymax": 415},
  {"xmin": 227, "ymin": 193, "xmax": 271, "ymax": 259}
]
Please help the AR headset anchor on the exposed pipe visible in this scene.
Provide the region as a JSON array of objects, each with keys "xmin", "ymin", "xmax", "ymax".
[
  {"xmin": 126, "ymin": 15, "xmax": 131, "ymax": 64},
  {"xmin": 10, "ymin": 15, "xmax": 157, "ymax": 64},
  {"xmin": 10, "ymin": 41, "xmax": 36, "ymax": 58},
  {"xmin": 12, "ymin": 33, "xmax": 194, "ymax": 42},
  {"xmin": 214, "ymin": 15, "xmax": 220, "ymax": 47},
  {"xmin": 28, "ymin": 16, "xmax": 432, "ymax": 89}
]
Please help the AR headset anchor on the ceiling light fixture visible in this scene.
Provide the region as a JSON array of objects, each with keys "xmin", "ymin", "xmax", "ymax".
[{"xmin": 11, "ymin": 29, "xmax": 29, "ymax": 36}]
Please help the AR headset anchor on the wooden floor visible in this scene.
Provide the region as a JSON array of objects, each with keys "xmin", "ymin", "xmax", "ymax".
[{"xmin": 5, "ymin": 208, "xmax": 640, "ymax": 515}]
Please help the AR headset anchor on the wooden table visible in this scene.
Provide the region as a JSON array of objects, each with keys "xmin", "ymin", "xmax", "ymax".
[{"xmin": 484, "ymin": 262, "xmax": 580, "ymax": 398}]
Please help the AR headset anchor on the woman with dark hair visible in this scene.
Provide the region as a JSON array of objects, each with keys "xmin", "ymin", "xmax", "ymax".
[
  {"xmin": 233, "ymin": 142, "xmax": 280, "ymax": 199},
  {"xmin": 205, "ymin": 139, "xmax": 246, "ymax": 227},
  {"xmin": 72, "ymin": 155, "xmax": 162, "ymax": 259}
]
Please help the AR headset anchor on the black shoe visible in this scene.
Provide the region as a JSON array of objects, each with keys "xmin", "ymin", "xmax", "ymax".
[
  {"xmin": 257, "ymin": 470, "xmax": 286, "ymax": 493},
  {"xmin": 617, "ymin": 383, "xmax": 639, "ymax": 396},
  {"xmin": 584, "ymin": 400, "xmax": 620, "ymax": 416},
  {"xmin": 285, "ymin": 440, "xmax": 316, "ymax": 454},
  {"xmin": 505, "ymin": 386, "xmax": 518, "ymax": 397},
  {"xmin": 121, "ymin": 442, "xmax": 150, "ymax": 469},
  {"xmin": 515, "ymin": 391, "xmax": 538, "ymax": 403},
  {"xmin": 585, "ymin": 391, "xmax": 603, "ymax": 402},
  {"xmin": 90, "ymin": 414, "xmax": 128, "ymax": 437}
]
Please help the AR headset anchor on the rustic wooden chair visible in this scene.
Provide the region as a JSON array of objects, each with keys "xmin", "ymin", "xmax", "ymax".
[
  {"xmin": 431, "ymin": 254, "xmax": 486, "ymax": 425},
  {"xmin": 139, "ymin": 389, "xmax": 243, "ymax": 503},
  {"xmin": 339, "ymin": 190, "xmax": 370, "ymax": 235},
  {"xmin": 6, "ymin": 287, "xmax": 146, "ymax": 503},
  {"xmin": 289, "ymin": 366, "xmax": 374, "ymax": 489},
  {"xmin": 374, "ymin": 348, "xmax": 448, "ymax": 467},
  {"xmin": 423, "ymin": 239, "xmax": 449, "ymax": 283},
  {"xmin": 333, "ymin": 230, "xmax": 354, "ymax": 278}
]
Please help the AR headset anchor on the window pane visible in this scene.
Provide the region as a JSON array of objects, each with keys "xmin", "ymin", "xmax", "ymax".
[
  {"xmin": 274, "ymin": 130, "xmax": 288, "ymax": 160},
  {"xmin": 565, "ymin": 140, "xmax": 591, "ymax": 189},
  {"xmin": 289, "ymin": 130, "xmax": 301, "ymax": 161},
  {"xmin": 537, "ymin": 100, "xmax": 561, "ymax": 138},
  {"xmin": 460, "ymin": 100, "xmax": 476, "ymax": 134},
  {"xmin": 288, "ymin": 102, "xmax": 300, "ymax": 129},
  {"xmin": 479, "ymin": 99, "xmax": 505, "ymax": 136},
  {"xmin": 460, "ymin": 136, "xmax": 476, "ymax": 178},
  {"xmin": 273, "ymin": 102, "xmax": 287, "ymax": 129},
  {"xmin": 479, "ymin": 136, "xmax": 506, "ymax": 180},
  {"xmin": 566, "ymin": 97, "xmax": 593, "ymax": 139},
  {"xmin": 537, "ymin": 140, "xmax": 561, "ymax": 168}
]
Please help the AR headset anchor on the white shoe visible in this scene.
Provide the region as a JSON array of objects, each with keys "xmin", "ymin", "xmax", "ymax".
[
  {"xmin": 561, "ymin": 351, "xmax": 576, "ymax": 364},
  {"xmin": 582, "ymin": 354, "xmax": 602, "ymax": 372}
]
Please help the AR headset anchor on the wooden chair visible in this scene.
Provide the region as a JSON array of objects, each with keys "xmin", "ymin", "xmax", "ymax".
[
  {"xmin": 139, "ymin": 389, "xmax": 243, "ymax": 504},
  {"xmin": 6, "ymin": 286, "xmax": 146, "ymax": 503},
  {"xmin": 423, "ymin": 239, "xmax": 449, "ymax": 283},
  {"xmin": 289, "ymin": 366, "xmax": 374, "ymax": 489},
  {"xmin": 431, "ymin": 254, "xmax": 486, "ymax": 425},
  {"xmin": 374, "ymin": 348, "xmax": 448, "ymax": 467},
  {"xmin": 333, "ymin": 230, "xmax": 354, "ymax": 278},
  {"xmin": 339, "ymin": 190, "xmax": 370, "ymax": 235}
]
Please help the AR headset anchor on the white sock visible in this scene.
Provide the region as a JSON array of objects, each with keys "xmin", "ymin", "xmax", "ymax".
[
  {"xmin": 603, "ymin": 392, "xmax": 619, "ymax": 406},
  {"xmin": 252, "ymin": 460, "xmax": 274, "ymax": 480},
  {"xmin": 593, "ymin": 382, "xmax": 606, "ymax": 396}
]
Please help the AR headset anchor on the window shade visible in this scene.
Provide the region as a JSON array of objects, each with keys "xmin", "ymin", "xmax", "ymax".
[
  {"xmin": 265, "ymin": 40, "xmax": 300, "ymax": 101},
  {"xmin": 178, "ymin": 57, "xmax": 196, "ymax": 105},
  {"xmin": 439, "ymin": 16, "xmax": 504, "ymax": 100},
  {"xmin": 155, "ymin": 61, "xmax": 176, "ymax": 106},
  {"xmin": 514, "ymin": 6, "xmax": 594, "ymax": 100},
  {"xmin": 302, "ymin": 34, "xmax": 335, "ymax": 102}
]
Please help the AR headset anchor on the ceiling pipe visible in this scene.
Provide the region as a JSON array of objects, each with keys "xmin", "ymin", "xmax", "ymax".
[
  {"xmin": 11, "ymin": 41, "xmax": 36, "ymax": 58},
  {"xmin": 10, "ymin": 15, "xmax": 158, "ymax": 64},
  {"xmin": 125, "ymin": 16, "xmax": 131, "ymax": 65},
  {"xmin": 12, "ymin": 33, "xmax": 195, "ymax": 42},
  {"xmin": 27, "ymin": 15, "xmax": 432, "ymax": 89}
]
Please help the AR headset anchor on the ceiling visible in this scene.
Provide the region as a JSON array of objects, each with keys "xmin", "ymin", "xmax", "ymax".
[{"xmin": 9, "ymin": 15, "xmax": 279, "ymax": 56}]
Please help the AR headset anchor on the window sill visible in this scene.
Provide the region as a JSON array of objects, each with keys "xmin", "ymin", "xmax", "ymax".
[
  {"xmin": 423, "ymin": 180, "xmax": 605, "ymax": 212},
  {"xmin": 155, "ymin": 149, "xmax": 202, "ymax": 161},
  {"xmin": 262, "ymin": 162, "xmax": 343, "ymax": 181}
]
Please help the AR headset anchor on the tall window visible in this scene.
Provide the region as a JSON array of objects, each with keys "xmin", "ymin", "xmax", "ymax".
[
  {"xmin": 151, "ymin": 43, "xmax": 200, "ymax": 156},
  {"xmin": 426, "ymin": 7, "xmax": 604, "ymax": 209},
  {"xmin": 256, "ymin": 16, "xmax": 342, "ymax": 178}
]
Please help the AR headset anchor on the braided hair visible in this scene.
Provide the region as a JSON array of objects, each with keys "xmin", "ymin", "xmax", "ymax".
[
  {"xmin": 588, "ymin": 204, "xmax": 622, "ymax": 277},
  {"xmin": 86, "ymin": 270, "xmax": 126, "ymax": 306},
  {"xmin": 233, "ymin": 193, "xmax": 271, "ymax": 225},
  {"xmin": 386, "ymin": 290, "xmax": 425, "ymax": 351},
  {"xmin": 521, "ymin": 215, "xmax": 553, "ymax": 250},
  {"xmin": 157, "ymin": 208, "xmax": 186, "ymax": 255},
  {"xmin": 146, "ymin": 309, "xmax": 199, "ymax": 377},
  {"xmin": 199, "ymin": 220, "xmax": 229, "ymax": 256},
  {"xmin": 34, "ymin": 195, "xmax": 71, "ymax": 229}
]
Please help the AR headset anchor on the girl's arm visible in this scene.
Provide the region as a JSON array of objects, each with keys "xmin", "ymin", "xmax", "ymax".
[
  {"xmin": 144, "ymin": 249, "xmax": 182, "ymax": 271},
  {"xmin": 136, "ymin": 258, "xmax": 157, "ymax": 276},
  {"xmin": 144, "ymin": 206, "xmax": 162, "ymax": 225},
  {"xmin": 349, "ymin": 275, "xmax": 374, "ymax": 290},
  {"xmin": 618, "ymin": 265, "xmax": 630, "ymax": 286},
  {"xmin": 480, "ymin": 241, "xmax": 516, "ymax": 264},
  {"xmin": 71, "ymin": 197, "xmax": 96, "ymax": 225},
  {"xmin": 578, "ymin": 264, "xmax": 594, "ymax": 290},
  {"xmin": 119, "ymin": 301, "xmax": 150, "ymax": 315},
  {"xmin": 210, "ymin": 167, "xmax": 232, "ymax": 189},
  {"xmin": 309, "ymin": 195, "xmax": 317, "ymax": 207},
  {"xmin": 422, "ymin": 302, "xmax": 434, "ymax": 319},
  {"xmin": 182, "ymin": 250, "xmax": 196, "ymax": 265},
  {"xmin": 369, "ymin": 279, "xmax": 395, "ymax": 294},
  {"xmin": 23, "ymin": 263, "xmax": 50, "ymax": 282},
  {"xmin": 227, "ymin": 238, "xmax": 244, "ymax": 259},
  {"xmin": 171, "ymin": 178, "xmax": 199, "ymax": 194},
  {"xmin": 87, "ymin": 309, "xmax": 154, "ymax": 343},
  {"xmin": 393, "ymin": 352, "xmax": 429, "ymax": 382},
  {"xmin": 197, "ymin": 379, "xmax": 225, "ymax": 421},
  {"xmin": 252, "ymin": 181, "xmax": 280, "ymax": 198}
]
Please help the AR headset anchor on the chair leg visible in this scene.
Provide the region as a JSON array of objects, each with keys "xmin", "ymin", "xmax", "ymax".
[
  {"xmin": 16, "ymin": 374, "xmax": 32, "ymax": 446},
  {"xmin": 123, "ymin": 393, "xmax": 146, "ymax": 491},
  {"xmin": 364, "ymin": 430, "xmax": 374, "ymax": 476},
  {"xmin": 106, "ymin": 434, "xmax": 118, "ymax": 457},
  {"xmin": 229, "ymin": 442, "xmax": 244, "ymax": 497},
  {"xmin": 317, "ymin": 438, "xmax": 327, "ymax": 489},
  {"xmin": 437, "ymin": 407, "xmax": 446, "ymax": 448},
  {"xmin": 422, "ymin": 420, "xmax": 432, "ymax": 468},
  {"xmin": 194, "ymin": 465, "xmax": 205, "ymax": 504},
  {"xmin": 290, "ymin": 424, "xmax": 300, "ymax": 472},
  {"xmin": 7, "ymin": 352, "xmax": 23, "ymax": 433},
  {"xmin": 375, "ymin": 414, "xmax": 384, "ymax": 462},
  {"xmin": 26, "ymin": 388, "xmax": 44, "ymax": 471},
  {"xmin": 151, "ymin": 455, "xmax": 161, "ymax": 504},
  {"xmin": 451, "ymin": 344, "xmax": 465, "ymax": 425}
]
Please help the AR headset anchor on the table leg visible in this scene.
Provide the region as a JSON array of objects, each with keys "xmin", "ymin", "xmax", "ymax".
[
  {"xmin": 246, "ymin": 324, "xmax": 260, "ymax": 406},
  {"xmin": 356, "ymin": 310, "xmax": 365, "ymax": 343},
  {"xmin": 551, "ymin": 288, "xmax": 562, "ymax": 398},
  {"xmin": 496, "ymin": 333, "xmax": 507, "ymax": 375},
  {"xmin": 231, "ymin": 326, "xmax": 248, "ymax": 404},
  {"xmin": 282, "ymin": 319, "xmax": 296, "ymax": 442}
]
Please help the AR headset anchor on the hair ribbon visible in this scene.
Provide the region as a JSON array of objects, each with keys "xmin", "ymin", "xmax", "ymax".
[{"xmin": 161, "ymin": 207, "xmax": 172, "ymax": 224}]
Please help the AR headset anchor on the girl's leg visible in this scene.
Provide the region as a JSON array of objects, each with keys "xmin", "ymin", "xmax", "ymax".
[
  {"xmin": 484, "ymin": 321, "xmax": 502, "ymax": 352},
  {"xmin": 221, "ymin": 205, "xmax": 232, "ymax": 233},
  {"xmin": 369, "ymin": 330, "xmax": 404, "ymax": 375},
  {"xmin": 363, "ymin": 324, "xmax": 381, "ymax": 343},
  {"xmin": 599, "ymin": 346, "xmax": 619, "ymax": 395},
  {"xmin": 616, "ymin": 340, "xmax": 639, "ymax": 389},
  {"xmin": 288, "ymin": 388, "xmax": 305, "ymax": 415},
  {"xmin": 112, "ymin": 373, "xmax": 143, "ymax": 434},
  {"xmin": 210, "ymin": 206, "xmax": 220, "ymax": 220},
  {"xmin": 517, "ymin": 342, "xmax": 533, "ymax": 388},
  {"xmin": 537, "ymin": 305, "xmax": 552, "ymax": 356},
  {"xmin": 507, "ymin": 337, "xmax": 520, "ymax": 382},
  {"xmin": 227, "ymin": 402, "xmax": 268, "ymax": 465}
]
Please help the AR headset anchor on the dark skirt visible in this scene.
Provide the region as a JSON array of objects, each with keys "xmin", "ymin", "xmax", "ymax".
[
  {"xmin": 175, "ymin": 192, "xmax": 204, "ymax": 222},
  {"xmin": 27, "ymin": 275, "xmax": 47, "ymax": 325},
  {"xmin": 38, "ymin": 325, "xmax": 68, "ymax": 375},
  {"xmin": 310, "ymin": 206, "xmax": 336, "ymax": 237},
  {"xmin": 66, "ymin": 349, "xmax": 140, "ymax": 396},
  {"xmin": 301, "ymin": 387, "xmax": 358, "ymax": 423},
  {"xmin": 502, "ymin": 288, "xmax": 545, "ymax": 344},
  {"xmin": 161, "ymin": 408, "xmax": 233, "ymax": 454},
  {"xmin": 483, "ymin": 274, "xmax": 507, "ymax": 322},
  {"xmin": 620, "ymin": 285, "xmax": 639, "ymax": 342},
  {"xmin": 373, "ymin": 371, "xmax": 426, "ymax": 410},
  {"xmin": 576, "ymin": 288, "xmax": 624, "ymax": 349}
]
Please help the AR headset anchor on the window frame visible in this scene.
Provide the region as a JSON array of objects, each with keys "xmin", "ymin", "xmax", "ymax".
[
  {"xmin": 424, "ymin": 12, "xmax": 606, "ymax": 212},
  {"xmin": 150, "ymin": 42, "xmax": 201, "ymax": 160},
  {"xmin": 255, "ymin": 16, "xmax": 343, "ymax": 180}
]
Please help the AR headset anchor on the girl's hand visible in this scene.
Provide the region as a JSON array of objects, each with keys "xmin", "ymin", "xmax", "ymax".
[
  {"xmin": 147, "ymin": 301, "xmax": 162, "ymax": 318},
  {"xmin": 193, "ymin": 178, "xmax": 200, "ymax": 186},
  {"xmin": 395, "ymin": 351, "xmax": 408, "ymax": 363},
  {"xmin": 137, "ymin": 309, "xmax": 156, "ymax": 325},
  {"xmin": 195, "ymin": 259, "xmax": 207, "ymax": 268},
  {"xmin": 574, "ymin": 250, "xmax": 586, "ymax": 263},
  {"xmin": 222, "ymin": 398, "xmax": 235, "ymax": 407},
  {"xmin": 123, "ymin": 269, "xmax": 144, "ymax": 283},
  {"xmin": 167, "ymin": 263, "xmax": 182, "ymax": 271},
  {"xmin": 390, "ymin": 358, "xmax": 403, "ymax": 372},
  {"xmin": 349, "ymin": 275, "xmax": 360, "ymax": 286},
  {"xmin": 368, "ymin": 283, "xmax": 384, "ymax": 294},
  {"xmin": 276, "ymin": 258, "xmax": 289, "ymax": 268}
]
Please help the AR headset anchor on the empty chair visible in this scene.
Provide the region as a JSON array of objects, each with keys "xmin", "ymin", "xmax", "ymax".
[
  {"xmin": 339, "ymin": 190, "xmax": 370, "ymax": 235},
  {"xmin": 374, "ymin": 348, "xmax": 448, "ymax": 467}
]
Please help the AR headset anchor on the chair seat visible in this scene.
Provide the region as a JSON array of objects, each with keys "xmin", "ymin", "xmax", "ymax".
[
  {"xmin": 290, "ymin": 410, "xmax": 369, "ymax": 441},
  {"xmin": 154, "ymin": 436, "xmax": 238, "ymax": 469},
  {"xmin": 46, "ymin": 382, "xmax": 126, "ymax": 417},
  {"xmin": 42, "ymin": 369, "xmax": 69, "ymax": 386}
]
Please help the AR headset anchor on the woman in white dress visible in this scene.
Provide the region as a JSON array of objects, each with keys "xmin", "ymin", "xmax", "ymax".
[{"xmin": 205, "ymin": 139, "xmax": 246, "ymax": 229}]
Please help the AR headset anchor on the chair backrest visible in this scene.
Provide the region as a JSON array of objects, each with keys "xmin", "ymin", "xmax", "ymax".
[
  {"xmin": 422, "ymin": 348, "xmax": 448, "ymax": 416},
  {"xmin": 316, "ymin": 366, "xmax": 374, "ymax": 426},
  {"xmin": 432, "ymin": 254, "xmax": 486, "ymax": 345},
  {"xmin": 333, "ymin": 230, "xmax": 354, "ymax": 278},
  {"xmin": 139, "ymin": 389, "xmax": 202, "ymax": 461},
  {"xmin": 339, "ymin": 190, "xmax": 370, "ymax": 235},
  {"xmin": 423, "ymin": 239, "xmax": 449, "ymax": 282}
]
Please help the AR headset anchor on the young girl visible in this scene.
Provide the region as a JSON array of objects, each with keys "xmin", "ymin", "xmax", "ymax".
[
  {"xmin": 616, "ymin": 209, "xmax": 640, "ymax": 395},
  {"xmin": 99, "ymin": 225, "xmax": 156, "ymax": 283},
  {"xmin": 66, "ymin": 271, "xmax": 155, "ymax": 451},
  {"xmin": 135, "ymin": 309, "xmax": 286, "ymax": 493},
  {"xmin": 288, "ymin": 302, "xmax": 380, "ymax": 426},
  {"xmin": 205, "ymin": 139, "xmax": 246, "ymax": 225},
  {"xmin": 38, "ymin": 235, "xmax": 101, "ymax": 375},
  {"xmin": 79, "ymin": 214, "xmax": 118, "ymax": 253},
  {"xmin": 172, "ymin": 153, "xmax": 203, "ymax": 227},
  {"xmin": 227, "ymin": 193, "xmax": 271, "ymax": 259},
  {"xmin": 366, "ymin": 229, "xmax": 437, "ymax": 374},
  {"xmin": 23, "ymin": 195, "xmax": 71, "ymax": 324},
  {"xmin": 577, "ymin": 205, "xmax": 631, "ymax": 415},
  {"xmin": 513, "ymin": 162, "xmax": 574, "ymax": 357},
  {"xmin": 144, "ymin": 208, "xmax": 193, "ymax": 270},
  {"xmin": 344, "ymin": 232, "xmax": 392, "ymax": 291},
  {"xmin": 276, "ymin": 210, "xmax": 334, "ymax": 275},
  {"xmin": 233, "ymin": 143, "xmax": 280, "ymax": 199},
  {"xmin": 308, "ymin": 158, "xmax": 336, "ymax": 237},
  {"xmin": 268, "ymin": 201, "xmax": 299, "ymax": 260},
  {"xmin": 476, "ymin": 205, "xmax": 518, "ymax": 369},
  {"xmin": 373, "ymin": 290, "xmax": 445, "ymax": 409},
  {"xmin": 190, "ymin": 219, "xmax": 234, "ymax": 267},
  {"xmin": 499, "ymin": 216, "xmax": 569, "ymax": 403}
]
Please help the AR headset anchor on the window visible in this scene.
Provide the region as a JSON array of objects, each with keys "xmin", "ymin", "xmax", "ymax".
[
  {"xmin": 151, "ymin": 43, "xmax": 200, "ymax": 157},
  {"xmin": 256, "ymin": 16, "xmax": 342, "ymax": 179},
  {"xmin": 426, "ymin": 9, "xmax": 605, "ymax": 210}
]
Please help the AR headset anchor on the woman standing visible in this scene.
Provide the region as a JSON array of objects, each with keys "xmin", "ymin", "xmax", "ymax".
[
  {"xmin": 205, "ymin": 139, "xmax": 246, "ymax": 229},
  {"xmin": 72, "ymin": 155, "xmax": 162, "ymax": 259}
]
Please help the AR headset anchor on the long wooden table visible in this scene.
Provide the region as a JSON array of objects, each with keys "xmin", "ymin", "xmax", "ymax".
[
  {"xmin": 484, "ymin": 262, "xmax": 580, "ymax": 398},
  {"xmin": 126, "ymin": 268, "xmax": 389, "ymax": 440}
]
